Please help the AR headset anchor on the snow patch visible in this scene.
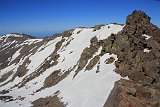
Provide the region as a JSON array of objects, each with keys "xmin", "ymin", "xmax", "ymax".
[
  {"xmin": 144, "ymin": 48, "xmax": 151, "ymax": 53},
  {"xmin": 142, "ymin": 34, "xmax": 150, "ymax": 40},
  {"xmin": 96, "ymin": 24, "xmax": 124, "ymax": 40},
  {"xmin": 57, "ymin": 54, "xmax": 123, "ymax": 107},
  {"xmin": 22, "ymin": 39, "xmax": 42, "ymax": 45},
  {"xmin": 26, "ymin": 37, "xmax": 61, "ymax": 75},
  {"xmin": 10, "ymin": 47, "xmax": 22, "ymax": 63}
]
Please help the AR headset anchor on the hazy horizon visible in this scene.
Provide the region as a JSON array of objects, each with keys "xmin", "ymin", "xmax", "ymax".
[{"xmin": 0, "ymin": 30, "xmax": 63, "ymax": 38}]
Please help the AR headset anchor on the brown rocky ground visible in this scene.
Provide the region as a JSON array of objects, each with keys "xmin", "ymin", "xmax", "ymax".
[
  {"xmin": 31, "ymin": 94, "xmax": 65, "ymax": 107},
  {"xmin": 104, "ymin": 79, "xmax": 160, "ymax": 107},
  {"xmin": 103, "ymin": 10, "xmax": 160, "ymax": 107}
]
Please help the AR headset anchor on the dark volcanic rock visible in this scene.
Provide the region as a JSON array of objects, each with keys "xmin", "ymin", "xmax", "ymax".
[
  {"xmin": 105, "ymin": 57, "xmax": 115, "ymax": 64},
  {"xmin": 93, "ymin": 24, "xmax": 105, "ymax": 31},
  {"xmin": 104, "ymin": 79, "xmax": 160, "ymax": 107},
  {"xmin": 31, "ymin": 95, "xmax": 65, "ymax": 107},
  {"xmin": 74, "ymin": 36, "xmax": 100, "ymax": 77},
  {"xmin": 126, "ymin": 10, "xmax": 151, "ymax": 25},
  {"xmin": 85, "ymin": 55, "xmax": 100, "ymax": 71},
  {"xmin": 104, "ymin": 10, "xmax": 160, "ymax": 107}
]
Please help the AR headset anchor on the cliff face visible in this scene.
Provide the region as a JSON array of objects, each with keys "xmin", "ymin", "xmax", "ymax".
[{"xmin": 104, "ymin": 10, "xmax": 160, "ymax": 107}]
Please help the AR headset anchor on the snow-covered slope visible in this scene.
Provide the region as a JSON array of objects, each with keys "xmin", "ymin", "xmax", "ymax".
[
  {"xmin": 1, "ymin": 33, "xmax": 23, "ymax": 38},
  {"xmin": 0, "ymin": 24, "xmax": 126, "ymax": 107}
]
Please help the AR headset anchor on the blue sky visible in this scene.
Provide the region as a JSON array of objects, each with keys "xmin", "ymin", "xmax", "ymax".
[{"xmin": 0, "ymin": 0, "xmax": 160, "ymax": 37}]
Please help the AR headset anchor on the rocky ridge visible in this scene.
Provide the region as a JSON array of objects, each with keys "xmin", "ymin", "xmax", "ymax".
[
  {"xmin": 0, "ymin": 10, "xmax": 160, "ymax": 107},
  {"xmin": 104, "ymin": 10, "xmax": 160, "ymax": 107}
]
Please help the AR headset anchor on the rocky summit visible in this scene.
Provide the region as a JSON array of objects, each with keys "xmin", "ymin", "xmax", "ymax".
[{"xmin": 0, "ymin": 10, "xmax": 160, "ymax": 107}]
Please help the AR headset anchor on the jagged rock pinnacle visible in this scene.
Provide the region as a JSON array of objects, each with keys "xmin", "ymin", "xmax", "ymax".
[
  {"xmin": 126, "ymin": 10, "xmax": 151, "ymax": 25},
  {"xmin": 123, "ymin": 10, "xmax": 158, "ymax": 37},
  {"xmin": 104, "ymin": 10, "xmax": 160, "ymax": 107}
]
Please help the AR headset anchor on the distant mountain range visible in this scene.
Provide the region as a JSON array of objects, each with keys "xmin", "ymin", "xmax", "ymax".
[
  {"xmin": 0, "ymin": 31, "xmax": 64, "ymax": 39},
  {"xmin": 1, "ymin": 33, "xmax": 36, "ymax": 39}
]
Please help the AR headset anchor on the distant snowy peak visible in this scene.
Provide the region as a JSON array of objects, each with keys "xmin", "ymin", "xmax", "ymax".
[
  {"xmin": 0, "ymin": 33, "xmax": 36, "ymax": 40},
  {"xmin": 1, "ymin": 33, "xmax": 23, "ymax": 38}
]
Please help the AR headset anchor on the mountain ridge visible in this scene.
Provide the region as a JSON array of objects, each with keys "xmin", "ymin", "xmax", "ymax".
[{"xmin": 0, "ymin": 10, "xmax": 160, "ymax": 107}]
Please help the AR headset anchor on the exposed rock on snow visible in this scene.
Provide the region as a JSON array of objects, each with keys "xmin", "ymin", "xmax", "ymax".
[
  {"xmin": 142, "ymin": 34, "xmax": 151, "ymax": 40},
  {"xmin": 0, "ymin": 10, "xmax": 160, "ymax": 107},
  {"xmin": 0, "ymin": 23, "xmax": 124, "ymax": 107},
  {"xmin": 104, "ymin": 10, "xmax": 160, "ymax": 107},
  {"xmin": 31, "ymin": 93, "xmax": 65, "ymax": 107},
  {"xmin": 104, "ymin": 79, "xmax": 160, "ymax": 107}
]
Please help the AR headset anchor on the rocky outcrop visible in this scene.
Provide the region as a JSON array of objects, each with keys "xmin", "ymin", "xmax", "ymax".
[
  {"xmin": 104, "ymin": 10, "xmax": 160, "ymax": 107},
  {"xmin": 104, "ymin": 79, "xmax": 160, "ymax": 107},
  {"xmin": 31, "ymin": 94, "xmax": 65, "ymax": 107},
  {"xmin": 105, "ymin": 57, "xmax": 115, "ymax": 64},
  {"xmin": 74, "ymin": 36, "xmax": 101, "ymax": 76},
  {"xmin": 85, "ymin": 55, "xmax": 100, "ymax": 70},
  {"xmin": 93, "ymin": 24, "xmax": 105, "ymax": 31}
]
